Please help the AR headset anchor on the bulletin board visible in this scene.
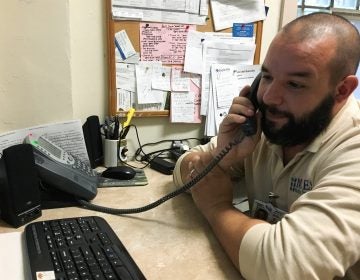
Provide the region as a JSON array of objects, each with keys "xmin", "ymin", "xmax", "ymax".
[{"xmin": 106, "ymin": 0, "xmax": 263, "ymax": 117}]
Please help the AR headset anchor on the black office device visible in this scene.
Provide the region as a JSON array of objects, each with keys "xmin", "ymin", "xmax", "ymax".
[
  {"xmin": 83, "ymin": 115, "xmax": 104, "ymax": 168},
  {"xmin": 0, "ymin": 144, "xmax": 42, "ymax": 228},
  {"xmin": 102, "ymin": 166, "xmax": 136, "ymax": 180},
  {"xmin": 241, "ymin": 72, "xmax": 260, "ymax": 136},
  {"xmin": 150, "ymin": 157, "xmax": 175, "ymax": 175},
  {"xmin": 25, "ymin": 216, "xmax": 146, "ymax": 280},
  {"xmin": 25, "ymin": 134, "xmax": 98, "ymax": 201}
]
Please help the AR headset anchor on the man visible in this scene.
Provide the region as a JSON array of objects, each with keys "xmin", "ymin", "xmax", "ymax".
[{"xmin": 173, "ymin": 13, "xmax": 360, "ymax": 279}]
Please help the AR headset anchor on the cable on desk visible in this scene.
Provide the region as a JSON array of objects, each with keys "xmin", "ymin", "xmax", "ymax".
[{"xmin": 77, "ymin": 132, "xmax": 246, "ymax": 215}]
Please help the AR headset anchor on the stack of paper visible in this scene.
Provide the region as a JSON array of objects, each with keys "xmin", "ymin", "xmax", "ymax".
[
  {"xmin": 112, "ymin": 0, "xmax": 208, "ymax": 25},
  {"xmin": 206, "ymin": 64, "xmax": 261, "ymax": 136}
]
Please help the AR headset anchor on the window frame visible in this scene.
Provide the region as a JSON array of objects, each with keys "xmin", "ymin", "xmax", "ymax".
[{"xmin": 298, "ymin": 0, "xmax": 360, "ymax": 14}]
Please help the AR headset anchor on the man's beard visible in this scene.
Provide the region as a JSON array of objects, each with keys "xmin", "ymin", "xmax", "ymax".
[{"xmin": 259, "ymin": 93, "xmax": 335, "ymax": 147}]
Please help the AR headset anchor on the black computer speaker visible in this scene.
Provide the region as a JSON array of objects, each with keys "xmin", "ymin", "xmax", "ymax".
[
  {"xmin": 0, "ymin": 144, "xmax": 42, "ymax": 228},
  {"xmin": 83, "ymin": 115, "xmax": 104, "ymax": 168}
]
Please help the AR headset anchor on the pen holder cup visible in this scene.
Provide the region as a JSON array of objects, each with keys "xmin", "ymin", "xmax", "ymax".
[{"xmin": 104, "ymin": 139, "xmax": 119, "ymax": 168}]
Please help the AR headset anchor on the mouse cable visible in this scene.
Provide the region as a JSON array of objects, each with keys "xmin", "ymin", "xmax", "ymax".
[{"xmin": 77, "ymin": 132, "xmax": 246, "ymax": 215}]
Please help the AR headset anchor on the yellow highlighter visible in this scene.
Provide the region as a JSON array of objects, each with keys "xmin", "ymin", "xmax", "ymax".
[
  {"xmin": 123, "ymin": 108, "xmax": 135, "ymax": 128},
  {"xmin": 121, "ymin": 108, "xmax": 135, "ymax": 139}
]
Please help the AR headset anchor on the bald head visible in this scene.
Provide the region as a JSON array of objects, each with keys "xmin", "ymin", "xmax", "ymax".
[{"xmin": 276, "ymin": 12, "xmax": 360, "ymax": 83}]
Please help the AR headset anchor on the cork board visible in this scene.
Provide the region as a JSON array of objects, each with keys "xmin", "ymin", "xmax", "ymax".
[{"xmin": 106, "ymin": 0, "xmax": 263, "ymax": 117}]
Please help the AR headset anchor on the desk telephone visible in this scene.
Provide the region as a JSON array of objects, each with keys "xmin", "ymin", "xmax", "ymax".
[
  {"xmin": 25, "ymin": 134, "xmax": 98, "ymax": 201},
  {"xmin": 78, "ymin": 73, "xmax": 262, "ymax": 215},
  {"xmin": 4, "ymin": 75, "xmax": 260, "ymax": 216}
]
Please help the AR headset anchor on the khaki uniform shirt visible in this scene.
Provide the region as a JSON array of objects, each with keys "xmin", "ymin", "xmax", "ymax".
[{"xmin": 173, "ymin": 96, "xmax": 360, "ymax": 280}]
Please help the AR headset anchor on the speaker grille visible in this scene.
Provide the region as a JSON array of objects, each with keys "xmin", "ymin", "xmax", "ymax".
[{"xmin": 2, "ymin": 144, "xmax": 41, "ymax": 213}]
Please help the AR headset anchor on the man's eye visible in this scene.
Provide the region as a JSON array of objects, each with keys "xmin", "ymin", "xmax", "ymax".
[
  {"xmin": 288, "ymin": 81, "xmax": 304, "ymax": 89},
  {"xmin": 262, "ymin": 75, "xmax": 272, "ymax": 81}
]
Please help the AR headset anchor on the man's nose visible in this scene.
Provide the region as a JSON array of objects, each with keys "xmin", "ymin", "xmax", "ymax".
[{"xmin": 261, "ymin": 82, "xmax": 284, "ymax": 106}]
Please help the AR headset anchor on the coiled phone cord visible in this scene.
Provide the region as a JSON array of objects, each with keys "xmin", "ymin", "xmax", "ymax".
[{"xmin": 77, "ymin": 132, "xmax": 246, "ymax": 215}]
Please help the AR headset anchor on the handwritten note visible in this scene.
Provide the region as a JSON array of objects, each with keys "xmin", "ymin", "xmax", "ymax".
[
  {"xmin": 140, "ymin": 23, "xmax": 195, "ymax": 64},
  {"xmin": 171, "ymin": 66, "xmax": 190, "ymax": 92},
  {"xmin": 170, "ymin": 76, "xmax": 202, "ymax": 123}
]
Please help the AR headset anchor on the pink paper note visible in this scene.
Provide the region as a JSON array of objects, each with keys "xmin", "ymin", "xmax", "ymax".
[{"xmin": 140, "ymin": 23, "xmax": 195, "ymax": 64}]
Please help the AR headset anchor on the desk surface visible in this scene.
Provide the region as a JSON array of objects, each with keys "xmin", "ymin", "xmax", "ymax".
[{"xmin": 0, "ymin": 168, "xmax": 241, "ymax": 279}]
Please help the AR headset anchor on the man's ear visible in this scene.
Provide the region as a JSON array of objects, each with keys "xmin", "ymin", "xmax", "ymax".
[{"xmin": 335, "ymin": 75, "xmax": 358, "ymax": 102}]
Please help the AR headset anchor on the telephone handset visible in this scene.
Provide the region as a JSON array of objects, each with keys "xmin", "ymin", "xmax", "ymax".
[
  {"xmin": 241, "ymin": 73, "xmax": 261, "ymax": 136},
  {"xmin": 24, "ymin": 134, "xmax": 98, "ymax": 201}
]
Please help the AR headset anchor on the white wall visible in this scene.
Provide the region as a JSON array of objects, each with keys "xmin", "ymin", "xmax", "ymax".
[
  {"xmin": 69, "ymin": 0, "xmax": 108, "ymax": 120},
  {"xmin": 0, "ymin": 0, "xmax": 108, "ymax": 132},
  {"xmin": 0, "ymin": 0, "xmax": 297, "ymax": 157},
  {"xmin": 0, "ymin": 0, "xmax": 74, "ymax": 131},
  {"xmin": 261, "ymin": 0, "xmax": 298, "ymax": 62}
]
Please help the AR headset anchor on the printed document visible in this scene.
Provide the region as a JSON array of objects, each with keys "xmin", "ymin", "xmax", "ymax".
[
  {"xmin": 112, "ymin": 0, "xmax": 207, "ymax": 25},
  {"xmin": 210, "ymin": 0, "xmax": 266, "ymax": 31},
  {"xmin": 201, "ymin": 40, "xmax": 256, "ymax": 116},
  {"xmin": 0, "ymin": 120, "xmax": 89, "ymax": 163},
  {"xmin": 140, "ymin": 22, "xmax": 195, "ymax": 65},
  {"xmin": 205, "ymin": 64, "xmax": 261, "ymax": 136}
]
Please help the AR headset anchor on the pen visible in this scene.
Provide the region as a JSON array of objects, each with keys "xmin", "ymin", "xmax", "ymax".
[
  {"xmin": 112, "ymin": 115, "xmax": 120, "ymax": 139},
  {"xmin": 121, "ymin": 126, "xmax": 130, "ymax": 140}
]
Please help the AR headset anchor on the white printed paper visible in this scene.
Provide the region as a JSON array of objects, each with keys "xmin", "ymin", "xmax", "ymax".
[
  {"xmin": 116, "ymin": 63, "xmax": 136, "ymax": 92},
  {"xmin": 0, "ymin": 120, "xmax": 89, "ymax": 163},
  {"xmin": 201, "ymin": 41, "xmax": 256, "ymax": 115},
  {"xmin": 210, "ymin": 0, "xmax": 266, "ymax": 31},
  {"xmin": 205, "ymin": 64, "xmax": 261, "ymax": 136},
  {"xmin": 171, "ymin": 66, "xmax": 190, "ymax": 92},
  {"xmin": 135, "ymin": 61, "xmax": 165, "ymax": 104},
  {"xmin": 112, "ymin": 1, "xmax": 207, "ymax": 25},
  {"xmin": 171, "ymin": 91, "xmax": 195, "ymax": 123},
  {"xmin": 117, "ymin": 88, "xmax": 133, "ymax": 111},
  {"xmin": 152, "ymin": 65, "xmax": 172, "ymax": 91},
  {"xmin": 114, "ymin": 30, "xmax": 136, "ymax": 60}
]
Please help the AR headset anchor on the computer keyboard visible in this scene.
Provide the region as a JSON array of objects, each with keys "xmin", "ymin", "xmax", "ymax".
[{"xmin": 25, "ymin": 216, "xmax": 146, "ymax": 280}]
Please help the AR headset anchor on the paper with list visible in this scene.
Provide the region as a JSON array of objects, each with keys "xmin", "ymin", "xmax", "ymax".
[
  {"xmin": 171, "ymin": 91, "xmax": 195, "ymax": 123},
  {"xmin": 205, "ymin": 64, "xmax": 261, "ymax": 136},
  {"xmin": 116, "ymin": 63, "xmax": 136, "ymax": 92},
  {"xmin": 171, "ymin": 66, "xmax": 190, "ymax": 92},
  {"xmin": 117, "ymin": 88, "xmax": 133, "ymax": 111},
  {"xmin": 210, "ymin": 0, "xmax": 266, "ymax": 31},
  {"xmin": 111, "ymin": 0, "xmax": 207, "ymax": 25},
  {"xmin": 0, "ymin": 120, "xmax": 90, "ymax": 163},
  {"xmin": 140, "ymin": 22, "xmax": 195, "ymax": 64},
  {"xmin": 184, "ymin": 30, "xmax": 255, "ymax": 75},
  {"xmin": 171, "ymin": 75, "xmax": 202, "ymax": 123},
  {"xmin": 114, "ymin": 30, "xmax": 136, "ymax": 60},
  {"xmin": 201, "ymin": 40, "xmax": 256, "ymax": 116}
]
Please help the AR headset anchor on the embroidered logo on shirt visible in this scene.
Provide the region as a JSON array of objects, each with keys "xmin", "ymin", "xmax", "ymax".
[{"xmin": 290, "ymin": 176, "xmax": 313, "ymax": 194}]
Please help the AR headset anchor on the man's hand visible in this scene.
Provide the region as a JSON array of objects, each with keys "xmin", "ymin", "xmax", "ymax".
[
  {"xmin": 187, "ymin": 152, "xmax": 233, "ymax": 218},
  {"xmin": 215, "ymin": 85, "xmax": 262, "ymax": 169}
]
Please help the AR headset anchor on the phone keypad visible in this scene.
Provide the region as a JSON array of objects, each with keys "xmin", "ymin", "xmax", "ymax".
[{"xmin": 73, "ymin": 156, "xmax": 97, "ymax": 177}]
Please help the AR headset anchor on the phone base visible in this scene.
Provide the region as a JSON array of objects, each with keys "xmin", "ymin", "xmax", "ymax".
[{"xmin": 40, "ymin": 185, "xmax": 80, "ymax": 209}]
